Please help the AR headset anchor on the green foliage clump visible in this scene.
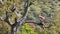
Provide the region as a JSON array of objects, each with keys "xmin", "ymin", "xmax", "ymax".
[{"xmin": 19, "ymin": 23, "xmax": 38, "ymax": 34}]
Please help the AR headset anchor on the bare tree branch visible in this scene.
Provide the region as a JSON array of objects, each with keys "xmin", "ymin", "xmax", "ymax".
[
  {"xmin": 12, "ymin": 0, "xmax": 30, "ymax": 27},
  {"xmin": 17, "ymin": 0, "xmax": 30, "ymax": 26},
  {"xmin": 11, "ymin": 18, "xmax": 18, "ymax": 27},
  {"xmin": 4, "ymin": 11, "xmax": 11, "ymax": 26},
  {"xmin": 21, "ymin": 0, "xmax": 29, "ymax": 18}
]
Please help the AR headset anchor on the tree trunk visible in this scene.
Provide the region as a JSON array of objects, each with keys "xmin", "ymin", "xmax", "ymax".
[{"xmin": 11, "ymin": 26, "xmax": 19, "ymax": 34}]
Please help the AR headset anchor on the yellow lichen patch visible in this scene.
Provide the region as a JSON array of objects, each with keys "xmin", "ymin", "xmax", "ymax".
[
  {"xmin": 9, "ymin": 12, "xmax": 16, "ymax": 23},
  {"xmin": 56, "ymin": 6, "xmax": 60, "ymax": 11},
  {"xmin": 43, "ymin": 5, "xmax": 51, "ymax": 11},
  {"xmin": 34, "ymin": 6, "xmax": 41, "ymax": 14}
]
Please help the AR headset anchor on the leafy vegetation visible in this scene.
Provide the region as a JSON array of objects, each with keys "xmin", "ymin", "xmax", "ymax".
[{"xmin": 0, "ymin": 0, "xmax": 60, "ymax": 34}]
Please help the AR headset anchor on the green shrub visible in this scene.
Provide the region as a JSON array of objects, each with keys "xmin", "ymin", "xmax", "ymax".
[{"xmin": 20, "ymin": 23, "xmax": 38, "ymax": 34}]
